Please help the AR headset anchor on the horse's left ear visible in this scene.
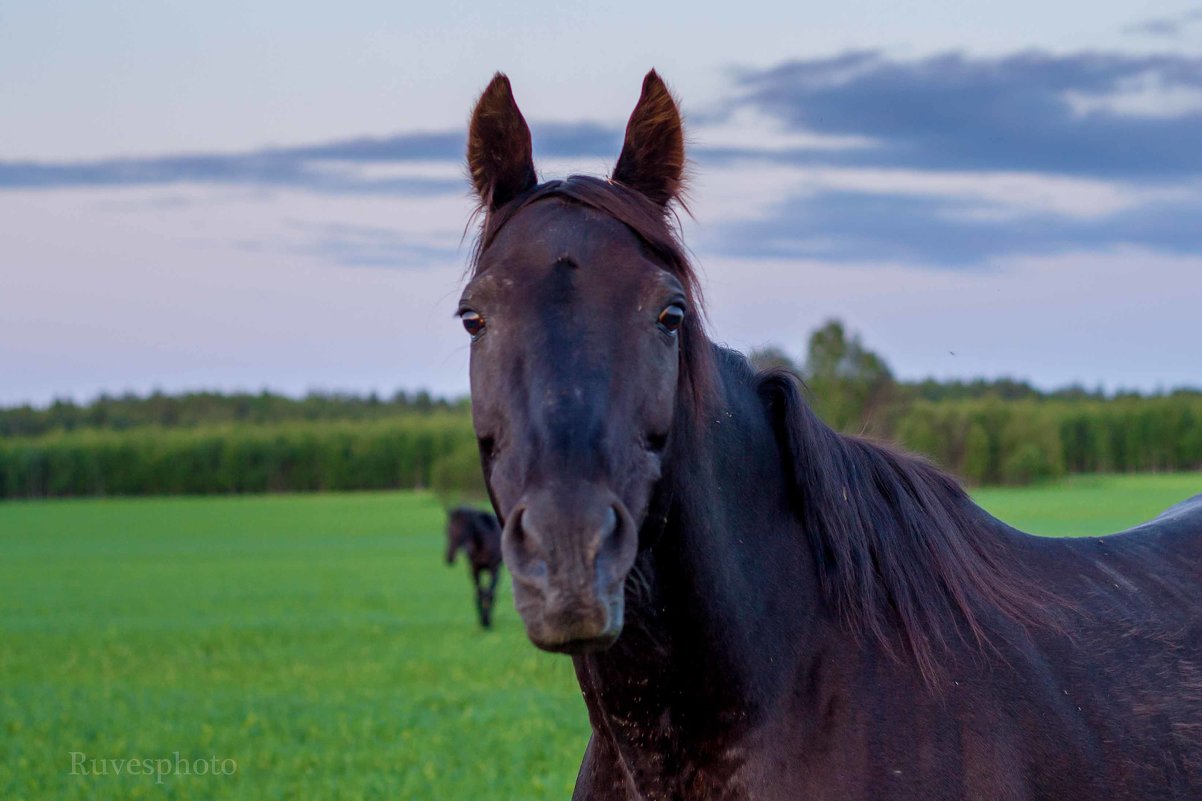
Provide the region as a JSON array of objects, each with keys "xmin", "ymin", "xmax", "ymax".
[
  {"xmin": 612, "ymin": 70, "xmax": 686, "ymax": 207},
  {"xmin": 468, "ymin": 73, "xmax": 538, "ymax": 210}
]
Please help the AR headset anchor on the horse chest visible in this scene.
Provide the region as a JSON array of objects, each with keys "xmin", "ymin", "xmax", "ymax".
[{"xmin": 587, "ymin": 703, "xmax": 761, "ymax": 801}]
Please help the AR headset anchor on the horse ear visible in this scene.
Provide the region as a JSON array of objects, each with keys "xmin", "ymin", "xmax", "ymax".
[
  {"xmin": 468, "ymin": 73, "xmax": 538, "ymax": 210},
  {"xmin": 612, "ymin": 70, "xmax": 686, "ymax": 207}
]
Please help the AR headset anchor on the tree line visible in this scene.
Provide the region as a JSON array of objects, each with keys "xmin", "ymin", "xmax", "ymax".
[
  {"xmin": 0, "ymin": 416, "xmax": 482, "ymax": 500},
  {"xmin": 1, "ymin": 321, "xmax": 1199, "ymax": 499},
  {"xmin": 0, "ymin": 389, "xmax": 467, "ymax": 439},
  {"xmin": 748, "ymin": 320, "xmax": 1201, "ymax": 486}
]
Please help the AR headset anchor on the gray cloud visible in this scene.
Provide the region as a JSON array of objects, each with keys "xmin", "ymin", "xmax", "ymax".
[
  {"xmin": 728, "ymin": 50, "xmax": 1202, "ymax": 178},
  {"xmin": 0, "ymin": 123, "xmax": 621, "ymax": 194},
  {"xmin": 0, "ymin": 149, "xmax": 459, "ymax": 195},
  {"xmin": 699, "ymin": 187, "xmax": 1202, "ymax": 266},
  {"xmin": 693, "ymin": 49, "xmax": 1202, "ymax": 264},
  {"xmin": 1124, "ymin": 8, "xmax": 1202, "ymax": 38},
  {"xmin": 288, "ymin": 222, "xmax": 461, "ymax": 268}
]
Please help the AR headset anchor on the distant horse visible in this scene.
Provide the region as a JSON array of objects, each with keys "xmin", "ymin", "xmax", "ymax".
[
  {"xmin": 455, "ymin": 71, "xmax": 1202, "ymax": 799},
  {"xmin": 445, "ymin": 507, "xmax": 503, "ymax": 628}
]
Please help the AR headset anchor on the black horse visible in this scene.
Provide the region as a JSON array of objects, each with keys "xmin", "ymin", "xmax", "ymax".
[
  {"xmin": 445, "ymin": 506, "xmax": 503, "ymax": 628},
  {"xmin": 457, "ymin": 71, "xmax": 1202, "ymax": 799}
]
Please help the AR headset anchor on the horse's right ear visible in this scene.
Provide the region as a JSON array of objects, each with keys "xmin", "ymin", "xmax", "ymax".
[{"xmin": 467, "ymin": 73, "xmax": 538, "ymax": 210}]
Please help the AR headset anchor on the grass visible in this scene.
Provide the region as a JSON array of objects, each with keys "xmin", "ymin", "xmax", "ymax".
[
  {"xmin": 973, "ymin": 472, "xmax": 1202, "ymax": 536},
  {"xmin": 0, "ymin": 472, "xmax": 1198, "ymax": 799},
  {"xmin": 0, "ymin": 493, "xmax": 587, "ymax": 800}
]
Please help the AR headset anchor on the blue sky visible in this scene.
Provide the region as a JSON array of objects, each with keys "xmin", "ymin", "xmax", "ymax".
[{"xmin": 2, "ymin": 1, "xmax": 1201, "ymax": 403}]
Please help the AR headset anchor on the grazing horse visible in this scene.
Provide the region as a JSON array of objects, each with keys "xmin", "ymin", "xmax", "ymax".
[
  {"xmin": 457, "ymin": 71, "xmax": 1202, "ymax": 800},
  {"xmin": 445, "ymin": 507, "xmax": 503, "ymax": 628}
]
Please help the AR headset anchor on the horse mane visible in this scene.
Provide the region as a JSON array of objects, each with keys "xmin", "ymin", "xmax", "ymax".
[
  {"xmin": 469, "ymin": 175, "xmax": 716, "ymax": 409},
  {"xmin": 756, "ymin": 368, "xmax": 1054, "ymax": 684}
]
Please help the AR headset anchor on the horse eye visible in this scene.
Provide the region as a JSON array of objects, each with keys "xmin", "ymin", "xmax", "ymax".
[
  {"xmin": 461, "ymin": 310, "xmax": 485, "ymax": 338},
  {"xmin": 658, "ymin": 304, "xmax": 685, "ymax": 333}
]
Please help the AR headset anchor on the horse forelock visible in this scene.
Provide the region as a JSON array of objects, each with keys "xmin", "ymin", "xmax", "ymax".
[{"xmin": 468, "ymin": 175, "xmax": 717, "ymax": 413}]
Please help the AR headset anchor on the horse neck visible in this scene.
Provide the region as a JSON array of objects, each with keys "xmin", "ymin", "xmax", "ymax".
[{"xmin": 573, "ymin": 351, "xmax": 830, "ymax": 734}]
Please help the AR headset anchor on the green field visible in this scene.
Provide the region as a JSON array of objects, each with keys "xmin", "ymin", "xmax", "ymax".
[
  {"xmin": 1, "ymin": 473, "xmax": 1199, "ymax": 800},
  {"xmin": 974, "ymin": 473, "xmax": 1202, "ymax": 534}
]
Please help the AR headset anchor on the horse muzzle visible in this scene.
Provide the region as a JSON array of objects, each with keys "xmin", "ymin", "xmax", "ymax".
[{"xmin": 501, "ymin": 484, "xmax": 638, "ymax": 653}]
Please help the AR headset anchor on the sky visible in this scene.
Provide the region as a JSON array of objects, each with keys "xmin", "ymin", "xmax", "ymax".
[{"xmin": 2, "ymin": 1, "xmax": 1202, "ymax": 405}]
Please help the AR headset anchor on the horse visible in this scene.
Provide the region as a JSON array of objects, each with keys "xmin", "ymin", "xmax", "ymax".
[
  {"xmin": 444, "ymin": 506, "xmax": 503, "ymax": 628},
  {"xmin": 456, "ymin": 70, "xmax": 1202, "ymax": 799}
]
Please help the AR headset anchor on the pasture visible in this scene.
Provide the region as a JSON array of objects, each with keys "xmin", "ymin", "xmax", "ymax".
[{"xmin": 1, "ymin": 473, "xmax": 1198, "ymax": 800}]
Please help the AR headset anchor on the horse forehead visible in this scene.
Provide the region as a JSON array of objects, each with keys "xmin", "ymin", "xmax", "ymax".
[{"xmin": 492, "ymin": 199, "xmax": 644, "ymax": 267}]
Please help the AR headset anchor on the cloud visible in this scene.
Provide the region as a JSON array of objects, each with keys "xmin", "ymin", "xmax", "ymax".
[
  {"xmin": 730, "ymin": 50, "xmax": 1202, "ymax": 178},
  {"xmin": 0, "ymin": 150, "xmax": 458, "ymax": 195},
  {"xmin": 1064, "ymin": 72, "xmax": 1202, "ymax": 119},
  {"xmin": 698, "ymin": 184, "xmax": 1202, "ymax": 266},
  {"xmin": 285, "ymin": 221, "xmax": 460, "ymax": 268},
  {"xmin": 10, "ymin": 49, "xmax": 1202, "ymax": 188},
  {"xmin": 677, "ymin": 49, "xmax": 1202, "ymax": 264},
  {"xmin": 1124, "ymin": 8, "xmax": 1202, "ymax": 38},
  {"xmin": 6, "ymin": 48, "xmax": 1202, "ymax": 270},
  {"xmin": 0, "ymin": 122, "xmax": 621, "ymax": 194}
]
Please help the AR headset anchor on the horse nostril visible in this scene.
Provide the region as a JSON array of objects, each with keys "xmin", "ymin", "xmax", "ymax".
[
  {"xmin": 600, "ymin": 506, "xmax": 619, "ymax": 547},
  {"xmin": 503, "ymin": 506, "xmax": 549, "ymax": 584},
  {"xmin": 509, "ymin": 506, "xmax": 528, "ymax": 548},
  {"xmin": 593, "ymin": 502, "xmax": 638, "ymax": 590},
  {"xmin": 596, "ymin": 505, "xmax": 626, "ymax": 561}
]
